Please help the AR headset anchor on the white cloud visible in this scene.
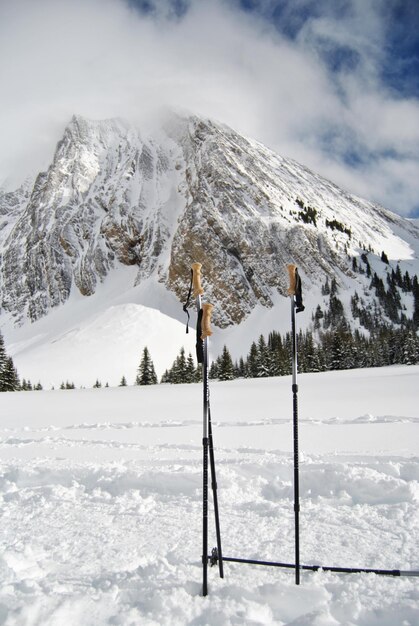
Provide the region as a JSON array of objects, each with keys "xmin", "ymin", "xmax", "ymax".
[{"xmin": 0, "ymin": 0, "xmax": 418, "ymax": 216}]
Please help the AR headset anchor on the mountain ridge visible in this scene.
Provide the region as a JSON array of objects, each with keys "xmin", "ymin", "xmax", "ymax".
[{"xmin": 1, "ymin": 112, "xmax": 418, "ymax": 337}]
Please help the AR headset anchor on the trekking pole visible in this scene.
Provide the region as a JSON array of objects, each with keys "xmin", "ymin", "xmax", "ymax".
[
  {"xmin": 287, "ymin": 264, "xmax": 305, "ymax": 585},
  {"xmin": 208, "ymin": 404, "xmax": 224, "ymax": 581},
  {"xmin": 190, "ymin": 262, "xmax": 223, "ymax": 596}
]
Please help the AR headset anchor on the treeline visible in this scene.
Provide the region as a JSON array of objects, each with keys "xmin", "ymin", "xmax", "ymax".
[
  {"xmin": 209, "ymin": 326, "xmax": 419, "ymax": 381},
  {"xmin": 58, "ymin": 347, "xmax": 159, "ymax": 390},
  {"xmin": 3, "ymin": 322, "xmax": 418, "ymax": 390},
  {"xmin": 55, "ymin": 346, "xmax": 203, "ymax": 388},
  {"xmin": 161, "ymin": 347, "xmax": 201, "ymax": 384},
  {"xmin": 113, "ymin": 319, "xmax": 419, "ymax": 386},
  {"xmin": 0, "ymin": 344, "xmax": 160, "ymax": 392}
]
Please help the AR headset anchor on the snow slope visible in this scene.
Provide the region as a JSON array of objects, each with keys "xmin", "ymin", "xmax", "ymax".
[
  {"xmin": 0, "ymin": 366, "xmax": 418, "ymax": 625},
  {"xmin": 8, "ymin": 302, "xmax": 196, "ymax": 389},
  {"xmin": 5, "ymin": 264, "xmax": 197, "ymax": 388}
]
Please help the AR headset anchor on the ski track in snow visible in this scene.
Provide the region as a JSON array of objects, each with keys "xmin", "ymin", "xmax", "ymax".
[{"xmin": 0, "ymin": 368, "xmax": 419, "ymax": 625}]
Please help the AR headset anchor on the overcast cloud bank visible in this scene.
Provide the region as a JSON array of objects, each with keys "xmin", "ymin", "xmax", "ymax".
[{"xmin": 1, "ymin": 0, "xmax": 418, "ymax": 216}]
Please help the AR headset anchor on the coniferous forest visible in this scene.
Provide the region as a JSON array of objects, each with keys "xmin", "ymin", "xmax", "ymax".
[{"xmin": 170, "ymin": 260, "xmax": 419, "ymax": 383}]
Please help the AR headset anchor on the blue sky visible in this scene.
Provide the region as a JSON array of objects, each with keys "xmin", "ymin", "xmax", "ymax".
[
  {"xmin": 1, "ymin": 0, "xmax": 418, "ymax": 217},
  {"xmin": 252, "ymin": 1, "xmax": 419, "ymax": 94}
]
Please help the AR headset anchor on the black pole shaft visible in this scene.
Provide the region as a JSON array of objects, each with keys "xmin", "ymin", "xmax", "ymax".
[
  {"xmin": 291, "ymin": 297, "xmax": 300, "ymax": 585},
  {"xmin": 196, "ymin": 293, "xmax": 210, "ymax": 597},
  {"xmin": 211, "ymin": 555, "xmax": 413, "ymax": 577},
  {"xmin": 208, "ymin": 410, "xmax": 224, "ymax": 579},
  {"xmin": 293, "ymin": 384, "xmax": 300, "ymax": 585},
  {"xmin": 202, "ymin": 331, "xmax": 209, "ymax": 596},
  {"xmin": 202, "ymin": 435, "xmax": 209, "ymax": 596}
]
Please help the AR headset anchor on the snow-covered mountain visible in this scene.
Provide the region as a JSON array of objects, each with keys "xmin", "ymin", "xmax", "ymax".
[
  {"xmin": 1, "ymin": 112, "xmax": 418, "ymax": 327},
  {"xmin": 1, "ymin": 112, "xmax": 418, "ymax": 385}
]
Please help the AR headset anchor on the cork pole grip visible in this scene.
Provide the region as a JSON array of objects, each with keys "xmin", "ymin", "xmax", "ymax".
[
  {"xmin": 191, "ymin": 262, "xmax": 204, "ymax": 297},
  {"xmin": 287, "ymin": 264, "xmax": 297, "ymax": 296},
  {"xmin": 201, "ymin": 303, "xmax": 213, "ymax": 339}
]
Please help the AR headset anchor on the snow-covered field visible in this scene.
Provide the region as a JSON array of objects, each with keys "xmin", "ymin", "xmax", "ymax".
[{"xmin": 1, "ymin": 366, "xmax": 418, "ymax": 625}]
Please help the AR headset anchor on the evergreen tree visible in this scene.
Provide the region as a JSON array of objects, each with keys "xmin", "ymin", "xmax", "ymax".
[
  {"xmin": 395, "ymin": 264, "xmax": 403, "ymax": 287},
  {"xmin": 267, "ymin": 331, "xmax": 289, "ymax": 376},
  {"xmin": 0, "ymin": 333, "xmax": 7, "ymax": 384},
  {"xmin": 1, "ymin": 357, "xmax": 20, "ymax": 391},
  {"xmin": 195, "ymin": 363, "xmax": 202, "ymax": 383},
  {"xmin": 403, "ymin": 271, "xmax": 412, "ymax": 292},
  {"xmin": 412, "ymin": 276, "xmax": 419, "ymax": 330},
  {"xmin": 321, "ymin": 278, "xmax": 330, "ymax": 296},
  {"xmin": 313, "ymin": 304, "xmax": 324, "ymax": 331},
  {"xmin": 0, "ymin": 332, "xmax": 20, "ymax": 392},
  {"xmin": 279, "ymin": 332, "xmax": 293, "ymax": 375},
  {"xmin": 247, "ymin": 342, "xmax": 259, "ymax": 378},
  {"xmin": 93, "ymin": 379, "xmax": 102, "ymax": 388},
  {"xmin": 237, "ymin": 357, "xmax": 246, "ymax": 378},
  {"xmin": 119, "ymin": 376, "xmax": 128, "ymax": 387},
  {"xmin": 160, "ymin": 369, "xmax": 170, "ymax": 384},
  {"xmin": 136, "ymin": 347, "xmax": 158, "ymax": 385},
  {"xmin": 361, "ymin": 253, "xmax": 371, "ymax": 277},
  {"xmin": 256, "ymin": 335, "xmax": 270, "ymax": 377},
  {"xmin": 209, "ymin": 360, "xmax": 219, "ymax": 380},
  {"xmin": 296, "ymin": 330, "xmax": 307, "ymax": 373},
  {"xmin": 303, "ymin": 332, "xmax": 321, "ymax": 373},
  {"xmin": 401, "ymin": 330, "xmax": 419, "ymax": 365},
  {"xmin": 319, "ymin": 331, "xmax": 333, "ymax": 370},
  {"xmin": 218, "ymin": 345, "xmax": 235, "ymax": 381},
  {"xmin": 324, "ymin": 294, "xmax": 346, "ymax": 329},
  {"xmin": 163, "ymin": 347, "xmax": 197, "ymax": 384},
  {"xmin": 186, "ymin": 352, "xmax": 196, "ymax": 383},
  {"xmin": 170, "ymin": 347, "xmax": 188, "ymax": 383}
]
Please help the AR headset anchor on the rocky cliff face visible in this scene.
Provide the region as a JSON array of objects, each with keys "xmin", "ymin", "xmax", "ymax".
[
  {"xmin": 1, "ymin": 113, "xmax": 418, "ymax": 328},
  {"xmin": 0, "ymin": 115, "xmax": 185, "ymax": 324}
]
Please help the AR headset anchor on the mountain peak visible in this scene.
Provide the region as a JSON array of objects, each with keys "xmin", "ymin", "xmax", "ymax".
[{"xmin": 0, "ymin": 113, "xmax": 418, "ymax": 334}]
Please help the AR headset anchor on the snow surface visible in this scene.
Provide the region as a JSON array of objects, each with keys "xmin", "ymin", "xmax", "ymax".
[{"xmin": 1, "ymin": 365, "xmax": 418, "ymax": 625}]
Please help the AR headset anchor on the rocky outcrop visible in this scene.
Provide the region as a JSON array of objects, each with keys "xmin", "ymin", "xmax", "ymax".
[{"xmin": 1, "ymin": 113, "xmax": 418, "ymax": 328}]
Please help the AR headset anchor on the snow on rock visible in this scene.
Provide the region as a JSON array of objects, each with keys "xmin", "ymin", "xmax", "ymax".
[
  {"xmin": 0, "ymin": 366, "xmax": 418, "ymax": 625},
  {"xmin": 1, "ymin": 112, "xmax": 419, "ymax": 332}
]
